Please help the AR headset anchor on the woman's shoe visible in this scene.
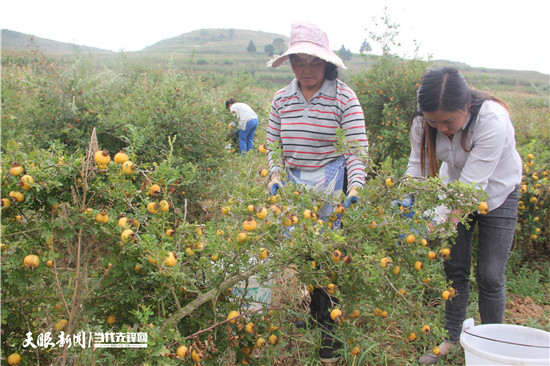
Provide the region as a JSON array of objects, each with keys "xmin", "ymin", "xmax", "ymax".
[
  {"xmin": 319, "ymin": 336, "xmax": 341, "ymax": 363},
  {"xmin": 418, "ymin": 341, "xmax": 455, "ymax": 365}
]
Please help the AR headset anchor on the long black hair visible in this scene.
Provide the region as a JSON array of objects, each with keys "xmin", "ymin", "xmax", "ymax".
[{"xmin": 414, "ymin": 67, "xmax": 508, "ymax": 176}]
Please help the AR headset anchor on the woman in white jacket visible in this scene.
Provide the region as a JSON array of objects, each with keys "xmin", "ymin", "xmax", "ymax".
[{"xmin": 405, "ymin": 67, "xmax": 522, "ymax": 364}]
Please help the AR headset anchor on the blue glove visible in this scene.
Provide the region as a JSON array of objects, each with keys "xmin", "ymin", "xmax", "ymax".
[
  {"xmin": 270, "ymin": 181, "xmax": 285, "ymax": 196},
  {"xmin": 343, "ymin": 195, "xmax": 359, "ymax": 208},
  {"xmin": 391, "ymin": 194, "xmax": 415, "ymax": 219}
]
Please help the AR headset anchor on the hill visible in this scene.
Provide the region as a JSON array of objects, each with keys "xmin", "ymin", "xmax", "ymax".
[
  {"xmin": 141, "ymin": 28, "xmax": 288, "ymax": 54},
  {"xmin": 1, "ymin": 29, "xmax": 112, "ymax": 54}
]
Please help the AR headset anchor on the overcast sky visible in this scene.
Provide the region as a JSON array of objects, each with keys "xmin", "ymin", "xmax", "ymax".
[{"xmin": 1, "ymin": 0, "xmax": 549, "ymax": 74}]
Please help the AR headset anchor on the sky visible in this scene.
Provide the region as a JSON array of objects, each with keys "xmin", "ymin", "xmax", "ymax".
[{"xmin": 1, "ymin": 0, "xmax": 549, "ymax": 74}]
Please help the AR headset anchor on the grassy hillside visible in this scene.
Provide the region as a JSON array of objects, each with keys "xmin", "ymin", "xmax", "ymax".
[
  {"xmin": 142, "ymin": 28, "xmax": 289, "ymax": 54},
  {"xmin": 1, "ymin": 29, "xmax": 112, "ymax": 54}
]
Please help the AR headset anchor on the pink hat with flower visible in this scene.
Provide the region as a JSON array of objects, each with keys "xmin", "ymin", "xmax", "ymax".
[{"xmin": 267, "ymin": 22, "xmax": 346, "ymax": 69}]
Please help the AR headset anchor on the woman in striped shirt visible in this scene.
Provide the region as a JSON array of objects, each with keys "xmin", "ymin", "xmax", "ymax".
[
  {"xmin": 266, "ymin": 21, "xmax": 368, "ymax": 363},
  {"xmin": 407, "ymin": 67, "xmax": 522, "ymax": 365}
]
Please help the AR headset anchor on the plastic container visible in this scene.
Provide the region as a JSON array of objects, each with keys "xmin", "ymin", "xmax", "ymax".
[
  {"xmin": 460, "ymin": 318, "xmax": 550, "ymax": 365},
  {"xmin": 232, "ymin": 276, "xmax": 273, "ymax": 312}
]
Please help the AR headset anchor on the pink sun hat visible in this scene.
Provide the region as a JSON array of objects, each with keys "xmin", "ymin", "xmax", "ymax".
[{"xmin": 267, "ymin": 22, "xmax": 347, "ymax": 70}]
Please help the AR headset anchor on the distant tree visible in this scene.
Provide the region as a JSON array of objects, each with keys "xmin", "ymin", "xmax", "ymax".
[
  {"xmin": 272, "ymin": 38, "xmax": 286, "ymax": 55},
  {"xmin": 338, "ymin": 45, "xmax": 352, "ymax": 61},
  {"xmin": 247, "ymin": 40, "xmax": 256, "ymax": 54},
  {"xmin": 229, "ymin": 28, "xmax": 235, "ymax": 40},
  {"xmin": 360, "ymin": 39, "xmax": 372, "ymax": 54},
  {"xmin": 264, "ymin": 44, "xmax": 274, "ymax": 57}
]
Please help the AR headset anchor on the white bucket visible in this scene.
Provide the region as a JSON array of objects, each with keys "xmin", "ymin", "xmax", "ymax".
[
  {"xmin": 460, "ymin": 318, "xmax": 550, "ymax": 365},
  {"xmin": 232, "ymin": 276, "xmax": 273, "ymax": 312}
]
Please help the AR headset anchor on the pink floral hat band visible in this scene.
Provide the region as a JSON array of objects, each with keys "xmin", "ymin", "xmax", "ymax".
[{"xmin": 267, "ymin": 22, "xmax": 347, "ymax": 70}]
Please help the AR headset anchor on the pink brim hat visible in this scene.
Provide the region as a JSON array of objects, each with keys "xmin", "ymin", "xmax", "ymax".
[{"xmin": 267, "ymin": 22, "xmax": 347, "ymax": 70}]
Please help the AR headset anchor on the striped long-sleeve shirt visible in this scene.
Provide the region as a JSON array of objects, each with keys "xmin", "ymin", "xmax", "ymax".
[{"xmin": 267, "ymin": 78, "xmax": 368, "ymax": 190}]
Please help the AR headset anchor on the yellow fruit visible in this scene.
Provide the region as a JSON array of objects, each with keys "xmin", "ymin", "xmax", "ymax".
[
  {"xmin": 304, "ymin": 209, "xmax": 312, "ymax": 219},
  {"xmin": 7, "ymin": 353, "xmax": 21, "ymax": 365},
  {"xmin": 176, "ymin": 345, "xmax": 188, "ymax": 358},
  {"xmin": 114, "ymin": 151, "xmax": 129, "ymax": 164},
  {"xmin": 380, "ymin": 257, "xmax": 391, "ymax": 268},
  {"xmin": 247, "ymin": 204, "xmax": 255, "ymax": 213},
  {"xmin": 428, "ymin": 251, "xmax": 437, "ymax": 260},
  {"xmin": 330, "ymin": 308, "xmax": 342, "ymax": 321},
  {"xmin": 96, "ymin": 210, "xmax": 109, "ymax": 223},
  {"xmin": 166, "ymin": 229, "xmax": 175, "ymax": 237},
  {"xmin": 211, "ymin": 253, "xmax": 219, "ymax": 262},
  {"xmin": 243, "ymin": 217, "xmax": 258, "ymax": 231},
  {"xmin": 122, "ymin": 161, "xmax": 136, "ymax": 174},
  {"xmin": 118, "ymin": 216, "xmax": 129, "ymax": 227},
  {"xmin": 222, "ymin": 206, "xmax": 230, "ymax": 214},
  {"xmin": 9, "ymin": 163, "xmax": 24, "ymax": 176},
  {"xmin": 385, "ymin": 177, "xmax": 395, "ymax": 187},
  {"xmin": 420, "ymin": 238, "xmax": 428, "ymax": 246},
  {"xmin": 106, "ymin": 314, "xmax": 116, "ymax": 325},
  {"xmin": 369, "ymin": 221, "xmax": 377, "ymax": 229},
  {"xmin": 24, "ymin": 254, "xmax": 40, "ymax": 268},
  {"xmin": 20, "ymin": 174, "xmax": 34, "ymax": 190},
  {"xmin": 257, "ymin": 206, "xmax": 268, "ymax": 219},
  {"xmin": 134, "ymin": 264, "xmax": 142, "ymax": 272},
  {"xmin": 392, "ymin": 265, "xmax": 401, "ymax": 275},
  {"xmin": 268, "ymin": 334, "xmax": 278, "ymax": 345},
  {"xmin": 245, "ymin": 322, "xmax": 255, "ymax": 334},
  {"xmin": 237, "ymin": 232, "xmax": 248, "ymax": 243},
  {"xmin": 350, "ymin": 309, "xmax": 360, "ymax": 319},
  {"xmin": 414, "ymin": 261, "xmax": 423, "ymax": 271},
  {"xmin": 334, "ymin": 204, "xmax": 345, "ymax": 214},
  {"xmin": 185, "ymin": 247, "xmax": 194, "ymax": 256},
  {"xmin": 256, "ymin": 337, "xmax": 266, "ymax": 347},
  {"xmin": 270, "ymin": 204, "xmax": 281, "ymax": 215},
  {"xmin": 56, "ymin": 319, "xmax": 68, "ymax": 331},
  {"xmin": 191, "ymin": 350, "xmax": 202, "ymax": 362},
  {"xmin": 227, "ymin": 310, "xmax": 239, "ymax": 324},
  {"xmin": 405, "ymin": 234, "xmax": 416, "ymax": 244},
  {"xmin": 46, "ymin": 260, "xmax": 54, "ymax": 268},
  {"xmin": 374, "ymin": 308, "xmax": 382, "ymax": 316},
  {"xmin": 439, "ymin": 248, "xmax": 451, "ymax": 258},
  {"xmin": 442, "ymin": 290, "xmax": 451, "ymax": 300},
  {"xmin": 327, "ymin": 283, "xmax": 337, "ymax": 294},
  {"xmin": 478, "ymin": 201, "xmax": 489, "ymax": 213},
  {"xmin": 121, "ymin": 229, "xmax": 136, "ymax": 243},
  {"xmin": 147, "ymin": 202, "xmax": 160, "ymax": 214},
  {"xmin": 258, "ymin": 248, "xmax": 269, "ymax": 260},
  {"xmin": 527, "ymin": 153, "xmax": 534, "ymax": 160},
  {"xmin": 94, "ymin": 150, "xmax": 111, "ymax": 165},
  {"xmin": 148, "ymin": 254, "xmax": 157, "ymax": 264},
  {"xmin": 165, "ymin": 252, "xmax": 177, "ymax": 267},
  {"xmin": 422, "ymin": 325, "xmax": 431, "ymax": 334},
  {"xmin": 351, "ymin": 346, "xmax": 360, "ymax": 355},
  {"xmin": 407, "ymin": 332, "xmax": 417, "ymax": 341},
  {"xmin": 380, "ymin": 310, "xmax": 388, "ymax": 318},
  {"xmin": 1, "ymin": 198, "xmax": 11, "ymax": 210},
  {"xmin": 9, "ymin": 191, "xmax": 24, "ymax": 203},
  {"xmin": 259, "ymin": 169, "xmax": 268, "ymax": 177},
  {"xmin": 433, "ymin": 346, "xmax": 441, "ymax": 355},
  {"xmin": 306, "ymin": 284, "xmax": 314, "ymax": 293},
  {"xmin": 159, "ymin": 200, "xmax": 170, "ymax": 212},
  {"xmin": 258, "ymin": 144, "xmax": 267, "ymax": 154},
  {"xmin": 149, "ymin": 184, "xmax": 161, "ymax": 196},
  {"xmin": 332, "ymin": 250, "xmax": 342, "ymax": 263}
]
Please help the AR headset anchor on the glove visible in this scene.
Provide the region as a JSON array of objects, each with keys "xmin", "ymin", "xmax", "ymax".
[
  {"xmin": 267, "ymin": 172, "xmax": 284, "ymax": 196},
  {"xmin": 270, "ymin": 182, "xmax": 284, "ymax": 196},
  {"xmin": 391, "ymin": 194, "xmax": 416, "ymax": 219}
]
